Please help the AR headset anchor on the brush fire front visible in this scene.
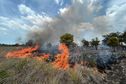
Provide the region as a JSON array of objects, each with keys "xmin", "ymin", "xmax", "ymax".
[
  {"xmin": 6, "ymin": 42, "xmax": 121, "ymax": 72},
  {"xmin": 6, "ymin": 43, "xmax": 70, "ymax": 70}
]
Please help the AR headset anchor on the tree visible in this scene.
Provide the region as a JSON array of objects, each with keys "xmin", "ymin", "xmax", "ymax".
[
  {"xmin": 107, "ymin": 37, "xmax": 119, "ymax": 52},
  {"xmin": 60, "ymin": 33, "xmax": 74, "ymax": 47},
  {"xmin": 91, "ymin": 37, "xmax": 100, "ymax": 50},
  {"xmin": 102, "ymin": 32, "xmax": 120, "ymax": 45},
  {"xmin": 81, "ymin": 39, "xmax": 89, "ymax": 47}
]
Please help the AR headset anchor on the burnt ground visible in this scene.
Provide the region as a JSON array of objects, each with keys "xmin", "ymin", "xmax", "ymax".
[{"xmin": 105, "ymin": 58, "xmax": 126, "ymax": 84}]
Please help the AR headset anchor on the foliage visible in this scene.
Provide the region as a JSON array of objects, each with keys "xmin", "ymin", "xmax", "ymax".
[
  {"xmin": 60, "ymin": 33, "xmax": 74, "ymax": 47},
  {"xmin": 107, "ymin": 37, "xmax": 119, "ymax": 47},
  {"xmin": 103, "ymin": 31, "xmax": 126, "ymax": 46},
  {"xmin": 107, "ymin": 37, "xmax": 119, "ymax": 51},
  {"xmin": 102, "ymin": 31, "xmax": 126, "ymax": 50},
  {"xmin": 91, "ymin": 37, "xmax": 100, "ymax": 50},
  {"xmin": 81, "ymin": 39, "xmax": 89, "ymax": 47},
  {"xmin": 102, "ymin": 32, "xmax": 120, "ymax": 45}
]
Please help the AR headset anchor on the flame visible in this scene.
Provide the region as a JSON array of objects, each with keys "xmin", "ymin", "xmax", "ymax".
[
  {"xmin": 34, "ymin": 54, "xmax": 50, "ymax": 61},
  {"xmin": 6, "ymin": 45, "xmax": 39, "ymax": 58},
  {"xmin": 6, "ymin": 43, "xmax": 70, "ymax": 70},
  {"xmin": 52, "ymin": 43, "xmax": 69, "ymax": 70}
]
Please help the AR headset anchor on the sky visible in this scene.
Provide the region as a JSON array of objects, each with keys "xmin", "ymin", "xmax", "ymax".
[{"xmin": 0, "ymin": 0, "xmax": 126, "ymax": 44}]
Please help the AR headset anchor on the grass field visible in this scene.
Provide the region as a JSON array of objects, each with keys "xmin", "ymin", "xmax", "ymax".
[
  {"xmin": 0, "ymin": 46, "xmax": 106, "ymax": 84},
  {"xmin": 0, "ymin": 46, "xmax": 125, "ymax": 84}
]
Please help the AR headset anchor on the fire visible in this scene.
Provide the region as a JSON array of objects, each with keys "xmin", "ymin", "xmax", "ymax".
[
  {"xmin": 6, "ymin": 45, "xmax": 39, "ymax": 58},
  {"xmin": 6, "ymin": 43, "xmax": 70, "ymax": 70},
  {"xmin": 34, "ymin": 54, "xmax": 50, "ymax": 61},
  {"xmin": 52, "ymin": 43, "xmax": 69, "ymax": 70}
]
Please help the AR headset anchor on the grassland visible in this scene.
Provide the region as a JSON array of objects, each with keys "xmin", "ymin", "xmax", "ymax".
[
  {"xmin": 0, "ymin": 46, "xmax": 106, "ymax": 84},
  {"xmin": 0, "ymin": 46, "xmax": 125, "ymax": 84}
]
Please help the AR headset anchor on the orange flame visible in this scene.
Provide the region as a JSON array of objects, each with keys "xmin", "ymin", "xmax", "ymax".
[
  {"xmin": 34, "ymin": 54, "xmax": 50, "ymax": 61},
  {"xmin": 6, "ymin": 43, "xmax": 70, "ymax": 70},
  {"xmin": 52, "ymin": 43, "xmax": 69, "ymax": 70},
  {"xmin": 6, "ymin": 45, "xmax": 39, "ymax": 58}
]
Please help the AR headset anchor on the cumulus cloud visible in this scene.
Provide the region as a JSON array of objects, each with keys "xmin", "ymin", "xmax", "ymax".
[
  {"xmin": 18, "ymin": 4, "xmax": 52, "ymax": 27},
  {"xmin": 0, "ymin": 4, "xmax": 53, "ymax": 32},
  {"xmin": 0, "ymin": 3, "xmax": 54, "ymax": 43},
  {"xmin": 0, "ymin": 16, "xmax": 36, "ymax": 31}
]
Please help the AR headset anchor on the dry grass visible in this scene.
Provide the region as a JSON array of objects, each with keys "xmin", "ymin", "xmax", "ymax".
[
  {"xmin": 0, "ymin": 58, "xmax": 106, "ymax": 84},
  {"xmin": 0, "ymin": 46, "xmax": 23, "ymax": 60},
  {"xmin": 0, "ymin": 46, "xmax": 107, "ymax": 84}
]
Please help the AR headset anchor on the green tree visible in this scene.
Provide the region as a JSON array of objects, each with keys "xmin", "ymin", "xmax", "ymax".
[
  {"xmin": 60, "ymin": 33, "xmax": 74, "ymax": 47},
  {"xmin": 91, "ymin": 37, "xmax": 100, "ymax": 50},
  {"xmin": 102, "ymin": 32, "xmax": 120, "ymax": 45},
  {"xmin": 81, "ymin": 39, "xmax": 89, "ymax": 47},
  {"xmin": 107, "ymin": 37, "xmax": 119, "ymax": 52}
]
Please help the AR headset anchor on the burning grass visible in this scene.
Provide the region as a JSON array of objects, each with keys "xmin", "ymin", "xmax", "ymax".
[
  {"xmin": 6, "ymin": 45, "xmax": 39, "ymax": 58},
  {"xmin": 0, "ymin": 44, "xmax": 107, "ymax": 84},
  {"xmin": 5, "ymin": 43, "xmax": 70, "ymax": 70},
  {"xmin": 52, "ymin": 43, "xmax": 69, "ymax": 70},
  {"xmin": 1, "ymin": 44, "xmax": 125, "ymax": 84}
]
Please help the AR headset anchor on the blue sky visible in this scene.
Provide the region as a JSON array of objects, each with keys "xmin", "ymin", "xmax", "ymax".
[{"xmin": 0, "ymin": 0, "xmax": 126, "ymax": 44}]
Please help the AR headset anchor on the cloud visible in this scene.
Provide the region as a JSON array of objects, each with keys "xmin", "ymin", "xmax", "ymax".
[
  {"xmin": 1, "ymin": 0, "xmax": 126, "ymax": 44},
  {"xmin": 58, "ymin": 7, "xmax": 69, "ymax": 15},
  {"xmin": 106, "ymin": 1, "xmax": 126, "ymax": 32},
  {"xmin": 0, "ymin": 4, "xmax": 53, "ymax": 32},
  {"xmin": 55, "ymin": 0, "xmax": 64, "ymax": 6},
  {"xmin": 0, "ymin": 3, "xmax": 55, "ymax": 44},
  {"xmin": 18, "ymin": 4, "xmax": 35, "ymax": 15},
  {"xmin": 0, "ymin": 16, "xmax": 32, "ymax": 31}
]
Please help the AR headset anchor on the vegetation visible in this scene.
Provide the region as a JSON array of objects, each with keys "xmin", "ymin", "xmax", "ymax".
[
  {"xmin": 0, "ymin": 58, "xmax": 104, "ymax": 84},
  {"xmin": 102, "ymin": 32, "xmax": 120, "ymax": 45},
  {"xmin": 107, "ymin": 37, "xmax": 119, "ymax": 52},
  {"xmin": 0, "ymin": 31, "xmax": 126, "ymax": 84},
  {"xmin": 103, "ymin": 31, "xmax": 126, "ymax": 50},
  {"xmin": 60, "ymin": 33, "xmax": 74, "ymax": 47},
  {"xmin": 91, "ymin": 37, "xmax": 100, "ymax": 50},
  {"xmin": 0, "ymin": 43, "xmax": 24, "ymax": 47},
  {"xmin": 81, "ymin": 39, "xmax": 89, "ymax": 47}
]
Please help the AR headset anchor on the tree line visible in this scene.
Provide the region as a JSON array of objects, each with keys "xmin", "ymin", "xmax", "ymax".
[{"xmin": 60, "ymin": 31, "xmax": 126, "ymax": 51}]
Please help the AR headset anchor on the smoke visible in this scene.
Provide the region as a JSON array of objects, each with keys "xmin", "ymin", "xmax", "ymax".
[{"xmin": 26, "ymin": 0, "xmax": 109, "ymax": 45}]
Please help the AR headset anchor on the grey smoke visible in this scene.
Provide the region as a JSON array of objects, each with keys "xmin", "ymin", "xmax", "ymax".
[{"xmin": 26, "ymin": 0, "xmax": 109, "ymax": 45}]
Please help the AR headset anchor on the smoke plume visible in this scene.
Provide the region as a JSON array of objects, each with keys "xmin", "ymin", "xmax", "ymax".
[{"xmin": 26, "ymin": 0, "xmax": 109, "ymax": 45}]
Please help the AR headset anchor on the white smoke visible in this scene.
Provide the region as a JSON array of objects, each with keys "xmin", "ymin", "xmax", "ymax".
[{"xmin": 26, "ymin": 0, "xmax": 123, "ymax": 44}]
